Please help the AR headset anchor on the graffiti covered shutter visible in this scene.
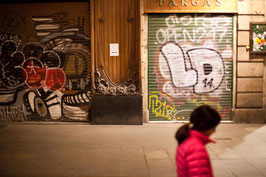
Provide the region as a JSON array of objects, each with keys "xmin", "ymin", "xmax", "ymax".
[
  {"xmin": 0, "ymin": 2, "xmax": 91, "ymax": 121},
  {"xmin": 148, "ymin": 14, "xmax": 233, "ymax": 121}
]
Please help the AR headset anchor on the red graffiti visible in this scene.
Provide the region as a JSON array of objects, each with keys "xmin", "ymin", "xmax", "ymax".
[
  {"xmin": 217, "ymin": 107, "xmax": 231, "ymax": 119},
  {"xmin": 46, "ymin": 68, "xmax": 65, "ymax": 90},
  {"xmin": 23, "ymin": 59, "xmax": 65, "ymax": 90},
  {"xmin": 24, "ymin": 59, "xmax": 46, "ymax": 88}
]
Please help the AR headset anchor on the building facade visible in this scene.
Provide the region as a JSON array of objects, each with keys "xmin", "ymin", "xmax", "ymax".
[{"xmin": 0, "ymin": 0, "xmax": 265, "ymax": 123}]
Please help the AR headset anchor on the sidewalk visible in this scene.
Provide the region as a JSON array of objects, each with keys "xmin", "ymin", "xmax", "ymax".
[{"xmin": 0, "ymin": 123, "xmax": 266, "ymax": 177}]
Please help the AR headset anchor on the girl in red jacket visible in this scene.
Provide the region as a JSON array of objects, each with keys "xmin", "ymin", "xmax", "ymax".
[{"xmin": 175, "ymin": 105, "xmax": 221, "ymax": 177}]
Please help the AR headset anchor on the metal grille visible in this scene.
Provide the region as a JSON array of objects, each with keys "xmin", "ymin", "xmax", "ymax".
[
  {"xmin": 0, "ymin": 2, "xmax": 91, "ymax": 121},
  {"xmin": 148, "ymin": 14, "xmax": 233, "ymax": 121}
]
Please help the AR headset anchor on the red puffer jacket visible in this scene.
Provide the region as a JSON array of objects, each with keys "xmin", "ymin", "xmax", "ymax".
[{"xmin": 176, "ymin": 130, "xmax": 214, "ymax": 177}]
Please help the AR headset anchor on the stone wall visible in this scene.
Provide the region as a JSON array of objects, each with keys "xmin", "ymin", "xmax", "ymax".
[
  {"xmin": 141, "ymin": 0, "xmax": 149, "ymax": 123},
  {"xmin": 234, "ymin": 0, "xmax": 266, "ymax": 123}
]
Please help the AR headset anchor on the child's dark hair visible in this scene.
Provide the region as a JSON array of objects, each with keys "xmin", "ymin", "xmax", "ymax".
[{"xmin": 175, "ymin": 105, "xmax": 221, "ymax": 144}]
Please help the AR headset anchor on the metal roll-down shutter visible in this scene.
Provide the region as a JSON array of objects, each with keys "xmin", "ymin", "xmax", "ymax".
[{"xmin": 148, "ymin": 14, "xmax": 233, "ymax": 121}]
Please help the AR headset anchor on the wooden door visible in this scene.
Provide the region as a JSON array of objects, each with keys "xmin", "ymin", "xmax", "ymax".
[{"xmin": 94, "ymin": 0, "xmax": 140, "ymax": 95}]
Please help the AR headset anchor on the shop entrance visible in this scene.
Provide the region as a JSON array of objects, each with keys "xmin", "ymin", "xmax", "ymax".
[
  {"xmin": 0, "ymin": 2, "xmax": 92, "ymax": 121},
  {"xmin": 148, "ymin": 14, "xmax": 233, "ymax": 121}
]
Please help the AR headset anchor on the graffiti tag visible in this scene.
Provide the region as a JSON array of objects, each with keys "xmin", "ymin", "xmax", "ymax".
[
  {"xmin": 160, "ymin": 42, "xmax": 224, "ymax": 94},
  {"xmin": 0, "ymin": 105, "xmax": 27, "ymax": 121}
]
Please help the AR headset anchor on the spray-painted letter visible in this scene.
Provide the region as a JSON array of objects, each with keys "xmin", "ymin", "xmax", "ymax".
[
  {"xmin": 160, "ymin": 43, "xmax": 197, "ymax": 88},
  {"xmin": 187, "ymin": 48, "xmax": 224, "ymax": 94}
]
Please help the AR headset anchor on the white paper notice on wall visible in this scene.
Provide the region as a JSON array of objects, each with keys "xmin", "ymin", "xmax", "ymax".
[{"xmin": 110, "ymin": 43, "xmax": 119, "ymax": 56}]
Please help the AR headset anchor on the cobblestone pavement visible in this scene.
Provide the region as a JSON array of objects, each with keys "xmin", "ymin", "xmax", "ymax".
[{"xmin": 0, "ymin": 123, "xmax": 266, "ymax": 177}]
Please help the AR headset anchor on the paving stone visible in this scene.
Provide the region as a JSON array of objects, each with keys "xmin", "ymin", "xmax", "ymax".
[
  {"xmin": 228, "ymin": 163, "xmax": 264, "ymax": 176},
  {"xmin": 0, "ymin": 123, "xmax": 266, "ymax": 177},
  {"xmin": 213, "ymin": 169, "xmax": 235, "ymax": 177}
]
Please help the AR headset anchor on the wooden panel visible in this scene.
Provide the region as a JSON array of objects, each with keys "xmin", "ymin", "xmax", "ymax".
[
  {"xmin": 238, "ymin": 0, "xmax": 265, "ymax": 15},
  {"xmin": 237, "ymin": 78, "xmax": 263, "ymax": 92},
  {"xmin": 237, "ymin": 62, "xmax": 264, "ymax": 77},
  {"xmin": 237, "ymin": 93, "xmax": 263, "ymax": 108},
  {"xmin": 91, "ymin": 0, "xmax": 95, "ymax": 93},
  {"xmin": 144, "ymin": 0, "xmax": 238, "ymax": 13},
  {"xmin": 95, "ymin": 0, "xmax": 138, "ymax": 84},
  {"xmin": 116, "ymin": 0, "xmax": 121, "ymax": 83},
  {"xmin": 121, "ymin": 0, "xmax": 125, "ymax": 80}
]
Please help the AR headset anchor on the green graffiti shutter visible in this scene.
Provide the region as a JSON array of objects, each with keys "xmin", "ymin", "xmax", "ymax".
[{"xmin": 148, "ymin": 14, "xmax": 233, "ymax": 121}]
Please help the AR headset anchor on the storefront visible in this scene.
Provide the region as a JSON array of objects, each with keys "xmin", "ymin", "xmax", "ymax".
[
  {"xmin": 0, "ymin": 1, "xmax": 92, "ymax": 121},
  {"xmin": 143, "ymin": 0, "xmax": 238, "ymax": 121},
  {"xmin": 0, "ymin": 0, "xmax": 265, "ymax": 123},
  {"xmin": 0, "ymin": 0, "xmax": 142, "ymax": 124}
]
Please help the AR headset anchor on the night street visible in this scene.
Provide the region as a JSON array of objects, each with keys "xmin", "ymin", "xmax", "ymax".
[{"xmin": 0, "ymin": 123, "xmax": 266, "ymax": 177}]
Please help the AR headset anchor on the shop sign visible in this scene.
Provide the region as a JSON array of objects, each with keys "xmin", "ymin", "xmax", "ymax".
[{"xmin": 144, "ymin": 0, "xmax": 238, "ymax": 13}]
